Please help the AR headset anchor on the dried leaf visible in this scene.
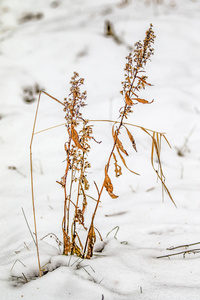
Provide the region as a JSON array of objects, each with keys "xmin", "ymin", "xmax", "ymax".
[
  {"xmin": 137, "ymin": 75, "xmax": 152, "ymax": 87},
  {"xmin": 71, "ymin": 243, "xmax": 83, "ymax": 257},
  {"xmin": 62, "ymin": 229, "xmax": 72, "ymax": 255},
  {"xmin": 132, "ymin": 97, "xmax": 154, "ymax": 104},
  {"xmin": 112, "ymin": 125, "xmax": 128, "ymax": 156},
  {"xmin": 74, "ymin": 208, "xmax": 87, "ymax": 230},
  {"xmin": 124, "ymin": 126, "xmax": 137, "ymax": 152},
  {"xmin": 71, "ymin": 125, "xmax": 85, "ymax": 151},
  {"xmin": 112, "ymin": 152, "xmax": 122, "ymax": 177},
  {"xmin": 86, "ymin": 223, "xmax": 96, "ymax": 259},
  {"xmin": 116, "ymin": 136, "xmax": 128, "ymax": 156},
  {"xmin": 116, "ymin": 146, "xmax": 140, "ymax": 176},
  {"xmin": 125, "ymin": 92, "xmax": 133, "ymax": 106},
  {"xmin": 141, "ymin": 127, "xmax": 176, "ymax": 207},
  {"xmin": 81, "ymin": 185, "xmax": 87, "ymax": 214},
  {"xmin": 104, "ymin": 165, "xmax": 118, "ymax": 198}
]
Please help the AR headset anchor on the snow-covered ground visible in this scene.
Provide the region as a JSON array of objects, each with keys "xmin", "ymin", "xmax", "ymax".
[{"xmin": 1, "ymin": 0, "xmax": 200, "ymax": 299}]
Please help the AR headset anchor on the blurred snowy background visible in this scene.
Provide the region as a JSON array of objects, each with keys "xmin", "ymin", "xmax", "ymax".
[{"xmin": 1, "ymin": 1, "xmax": 200, "ymax": 299}]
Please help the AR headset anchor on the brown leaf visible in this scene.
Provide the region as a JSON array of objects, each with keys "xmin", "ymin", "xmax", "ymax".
[
  {"xmin": 112, "ymin": 152, "xmax": 122, "ymax": 177},
  {"xmin": 62, "ymin": 229, "xmax": 72, "ymax": 255},
  {"xmin": 125, "ymin": 92, "xmax": 133, "ymax": 106},
  {"xmin": 71, "ymin": 125, "xmax": 85, "ymax": 151},
  {"xmin": 116, "ymin": 136, "xmax": 128, "ymax": 156},
  {"xmin": 124, "ymin": 126, "xmax": 137, "ymax": 152},
  {"xmin": 86, "ymin": 223, "xmax": 96, "ymax": 259},
  {"xmin": 104, "ymin": 165, "xmax": 118, "ymax": 198},
  {"xmin": 137, "ymin": 75, "xmax": 152, "ymax": 87},
  {"xmin": 112, "ymin": 126, "xmax": 128, "ymax": 156},
  {"xmin": 132, "ymin": 97, "xmax": 154, "ymax": 104}
]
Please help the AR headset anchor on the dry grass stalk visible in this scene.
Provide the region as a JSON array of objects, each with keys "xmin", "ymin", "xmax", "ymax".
[{"xmin": 30, "ymin": 90, "xmax": 65, "ymax": 276}]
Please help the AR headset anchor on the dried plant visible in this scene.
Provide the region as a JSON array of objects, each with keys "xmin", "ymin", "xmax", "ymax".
[
  {"xmin": 84, "ymin": 24, "xmax": 174, "ymax": 259},
  {"xmin": 58, "ymin": 73, "xmax": 94, "ymax": 257},
  {"xmin": 30, "ymin": 24, "xmax": 174, "ymax": 276}
]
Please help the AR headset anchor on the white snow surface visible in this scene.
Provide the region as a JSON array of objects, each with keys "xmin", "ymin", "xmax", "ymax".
[{"xmin": 1, "ymin": 0, "xmax": 200, "ymax": 299}]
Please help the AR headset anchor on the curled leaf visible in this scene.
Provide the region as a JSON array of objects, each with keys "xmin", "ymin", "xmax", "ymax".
[
  {"xmin": 112, "ymin": 125, "xmax": 128, "ymax": 156},
  {"xmin": 124, "ymin": 126, "xmax": 137, "ymax": 152},
  {"xmin": 125, "ymin": 92, "xmax": 133, "ymax": 106},
  {"xmin": 116, "ymin": 136, "xmax": 128, "ymax": 156},
  {"xmin": 104, "ymin": 165, "xmax": 118, "ymax": 198},
  {"xmin": 71, "ymin": 125, "xmax": 86, "ymax": 151},
  {"xmin": 113, "ymin": 152, "xmax": 122, "ymax": 177}
]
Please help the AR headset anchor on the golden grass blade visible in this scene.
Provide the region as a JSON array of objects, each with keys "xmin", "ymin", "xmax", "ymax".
[
  {"xmin": 151, "ymin": 132, "xmax": 155, "ymax": 170},
  {"xmin": 35, "ymin": 122, "xmax": 67, "ymax": 135},
  {"xmin": 30, "ymin": 91, "xmax": 43, "ymax": 277},
  {"xmin": 116, "ymin": 146, "xmax": 140, "ymax": 175},
  {"xmin": 162, "ymin": 133, "xmax": 172, "ymax": 148},
  {"xmin": 42, "ymin": 91, "xmax": 65, "ymax": 106},
  {"xmin": 30, "ymin": 91, "xmax": 67, "ymax": 269},
  {"xmin": 90, "ymin": 119, "xmax": 166, "ymax": 135},
  {"xmin": 142, "ymin": 128, "xmax": 176, "ymax": 207}
]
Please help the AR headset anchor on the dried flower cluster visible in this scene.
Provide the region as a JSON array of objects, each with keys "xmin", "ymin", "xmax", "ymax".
[{"xmin": 120, "ymin": 23, "xmax": 155, "ymax": 119}]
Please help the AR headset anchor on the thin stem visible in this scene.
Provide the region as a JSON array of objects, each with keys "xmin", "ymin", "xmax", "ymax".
[
  {"xmin": 30, "ymin": 90, "xmax": 64, "ymax": 275},
  {"xmin": 157, "ymin": 248, "xmax": 200, "ymax": 259},
  {"xmin": 167, "ymin": 241, "xmax": 200, "ymax": 251},
  {"xmin": 30, "ymin": 91, "xmax": 42, "ymax": 277},
  {"xmin": 21, "ymin": 207, "xmax": 36, "ymax": 246},
  {"xmin": 34, "ymin": 120, "xmax": 166, "ymax": 136}
]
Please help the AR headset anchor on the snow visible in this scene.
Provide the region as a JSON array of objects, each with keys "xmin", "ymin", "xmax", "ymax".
[{"xmin": 1, "ymin": 0, "xmax": 200, "ymax": 299}]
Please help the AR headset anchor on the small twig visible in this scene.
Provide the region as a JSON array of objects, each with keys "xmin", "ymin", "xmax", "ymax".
[
  {"xmin": 157, "ymin": 248, "xmax": 200, "ymax": 259},
  {"xmin": 11, "ymin": 259, "xmax": 26, "ymax": 271},
  {"xmin": 70, "ymin": 257, "xmax": 82, "ymax": 267},
  {"xmin": 22, "ymin": 273, "xmax": 29, "ymax": 283},
  {"xmin": 106, "ymin": 226, "xmax": 120, "ymax": 239},
  {"xmin": 167, "ymin": 241, "xmax": 200, "ymax": 251},
  {"xmin": 93, "ymin": 181, "xmax": 100, "ymax": 197},
  {"xmin": 94, "ymin": 227, "xmax": 103, "ymax": 241},
  {"xmin": 41, "ymin": 232, "xmax": 62, "ymax": 244}
]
